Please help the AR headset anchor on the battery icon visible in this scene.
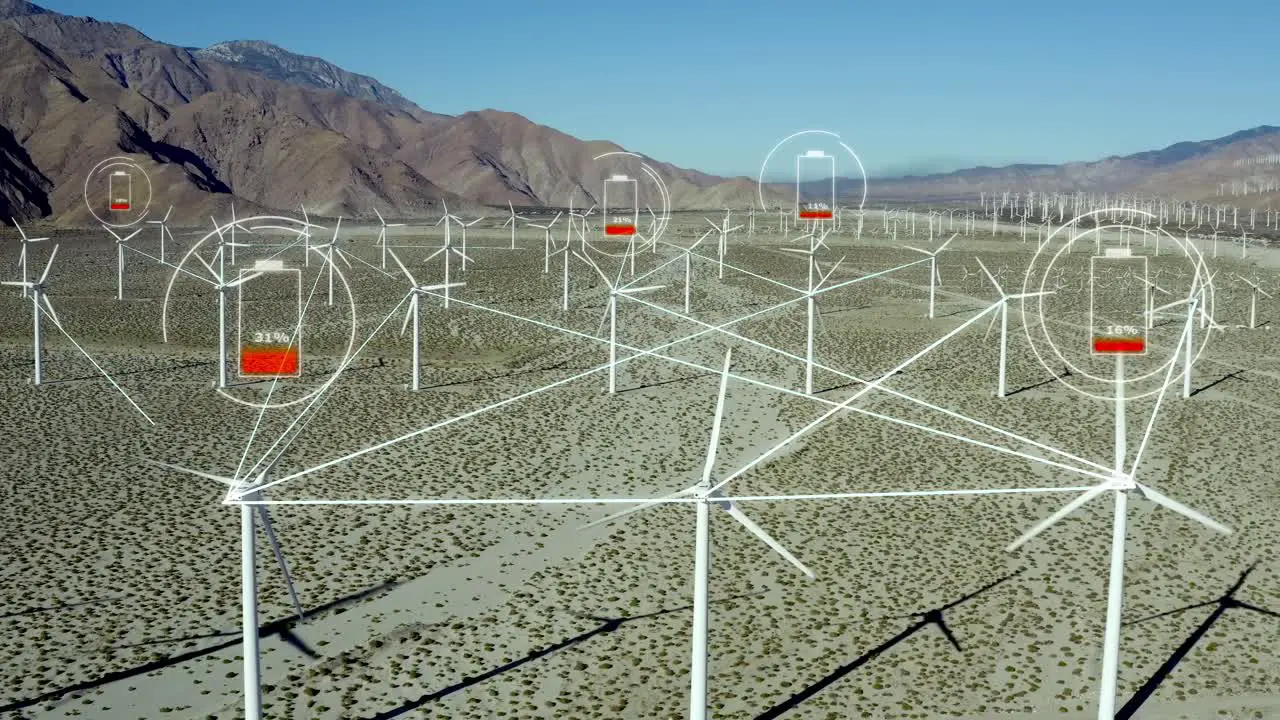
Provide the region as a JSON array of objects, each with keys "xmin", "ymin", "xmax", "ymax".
[
  {"xmin": 603, "ymin": 174, "xmax": 638, "ymax": 236},
  {"xmin": 109, "ymin": 170, "xmax": 132, "ymax": 211},
  {"xmin": 1089, "ymin": 250, "xmax": 1148, "ymax": 355},
  {"xmin": 796, "ymin": 150, "xmax": 835, "ymax": 220},
  {"xmin": 237, "ymin": 260, "xmax": 303, "ymax": 378}
]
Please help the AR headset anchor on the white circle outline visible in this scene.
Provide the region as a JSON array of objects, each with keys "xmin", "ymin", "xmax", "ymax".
[
  {"xmin": 1019, "ymin": 209, "xmax": 1214, "ymax": 401},
  {"xmin": 756, "ymin": 130, "xmax": 868, "ymax": 214},
  {"xmin": 161, "ymin": 217, "xmax": 359, "ymax": 410},
  {"xmin": 586, "ymin": 151, "xmax": 672, "ymax": 258},
  {"xmin": 84, "ymin": 156, "xmax": 153, "ymax": 228}
]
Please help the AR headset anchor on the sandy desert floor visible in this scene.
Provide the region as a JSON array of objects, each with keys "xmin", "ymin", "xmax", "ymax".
[{"xmin": 1, "ymin": 210, "xmax": 1277, "ymax": 720}]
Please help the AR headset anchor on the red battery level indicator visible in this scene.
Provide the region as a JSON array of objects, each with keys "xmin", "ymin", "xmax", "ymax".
[
  {"xmin": 603, "ymin": 174, "xmax": 638, "ymax": 237},
  {"xmin": 237, "ymin": 260, "xmax": 303, "ymax": 378},
  {"xmin": 796, "ymin": 150, "xmax": 836, "ymax": 220},
  {"xmin": 109, "ymin": 170, "xmax": 132, "ymax": 211},
  {"xmin": 1090, "ymin": 250, "xmax": 1148, "ymax": 356}
]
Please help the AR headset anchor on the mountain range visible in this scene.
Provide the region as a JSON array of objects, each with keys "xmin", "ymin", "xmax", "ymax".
[{"xmin": 0, "ymin": 0, "xmax": 1276, "ymax": 227}]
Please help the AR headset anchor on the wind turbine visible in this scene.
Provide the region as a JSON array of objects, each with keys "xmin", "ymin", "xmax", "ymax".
[
  {"xmin": 141, "ymin": 460, "xmax": 307, "ymax": 720},
  {"xmin": 581, "ymin": 348, "xmax": 815, "ymax": 720},
  {"xmin": 974, "ymin": 257, "xmax": 1052, "ymax": 398},
  {"xmin": 682, "ymin": 230, "xmax": 713, "ymax": 314},
  {"xmin": 704, "ymin": 216, "xmax": 743, "ymax": 280},
  {"xmin": 903, "ymin": 233, "xmax": 957, "ymax": 319},
  {"xmin": 501, "ymin": 201, "xmax": 526, "ymax": 250},
  {"xmin": 1231, "ymin": 274, "xmax": 1271, "ymax": 329},
  {"xmin": 422, "ymin": 217, "xmax": 473, "ymax": 310},
  {"xmin": 574, "ymin": 247, "xmax": 663, "ymax": 394},
  {"xmin": 311, "ymin": 218, "xmax": 351, "ymax": 306},
  {"xmin": 1139, "ymin": 276, "xmax": 1171, "ymax": 330},
  {"xmin": 1005, "ymin": 314, "xmax": 1231, "ymax": 720},
  {"xmin": 9, "ymin": 219, "xmax": 49, "ymax": 299},
  {"xmin": 1, "ymin": 245, "xmax": 59, "ymax": 384},
  {"xmin": 455, "ymin": 215, "xmax": 485, "ymax": 271},
  {"xmin": 193, "ymin": 223, "xmax": 259, "ymax": 388},
  {"xmin": 373, "ymin": 208, "xmax": 405, "ymax": 270},
  {"xmin": 778, "ymin": 244, "xmax": 846, "ymax": 394},
  {"xmin": 529, "ymin": 212, "xmax": 562, "ymax": 274},
  {"xmin": 145, "ymin": 205, "xmax": 174, "ymax": 265},
  {"xmin": 388, "ymin": 248, "xmax": 465, "ymax": 391},
  {"xmin": 105, "ymin": 225, "xmax": 144, "ymax": 300}
]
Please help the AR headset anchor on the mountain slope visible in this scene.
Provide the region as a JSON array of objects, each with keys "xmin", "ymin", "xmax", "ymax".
[{"xmin": 193, "ymin": 40, "xmax": 444, "ymax": 122}]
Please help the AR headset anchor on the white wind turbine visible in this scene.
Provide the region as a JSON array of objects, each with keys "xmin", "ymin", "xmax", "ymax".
[
  {"xmin": 529, "ymin": 212, "xmax": 562, "ymax": 274},
  {"xmin": 705, "ymin": 215, "xmax": 743, "ymax": 280},
  {"xmin": 501, "ymin": 201, "xmax": 526, "ymax": 250},
  {"xmin": 2, "ymin": 245, "xmax": 58, "ymax": 384},
  {"xmin": 9, "ymin": 219, "xmax": 49, "ymax": 299},
  {"xmin": 574, "ymin": 247, "xmax": 664, "ymax": 394},
  {"xmin": 455, "ymin": 216, "xmax": 485, "ymax": 271},
  {"xmin": 373, "ymin": 208, "xmax": 405, "ymax": 270},
  {"xmin": 1005, "ymin": 314, "xmax": 1232, "ymax": 720},
  {"xmin": 548, "ymin": 234, "xmax": 573, "ymax": 311},
  {"xmin": 778, "ymin": 243, "xmax": 846, "ymax": 395},
  {"xmin": 388, "ymin": 248, "xmax": 466, "ymax": 391},
  {"xmin": 973, "ymin": 257, "xmax": 1052, "ymax": 398},
  {"xmin": 682, "ymin": 230, "xmax": 713, "ymax": 314},
  {"xmin": 421, "ymin": 216, "xmax": 473, "ymax": 310},
  {"xmin": 192, "ymin": 224, "xmax": 259, "ymax": 388},
  {"xmin": 581, "ymin": 348, "xmax": 815, "ymax": 720},
  {"xmin": 1139, "ymin": 276, "xmax": 1171, "ymax": 330},
  {"xmin": 105, "ymin": 225, "xmax": 144, "ymax": 300},
  {"xmin": 141, "ymin": 460, "xmax": 307, "ymax": 720},
  {"xmin": 145, "ymin": 205, "xmax": 175, "ymax": 265},
  {"xmin": 1227, "ymin": 274, "xmax": 1271, "ymax": 329},
  {"xmin": 903, "ymin": 233, "xmax": 957, "ymax": 319},
  {"xmin": 0, "ymin": 244, "xmax": 153, "ymax": 421},
  {"xmin": 310, "ymin": 218, "xmax": 352, "ymax": 307}
]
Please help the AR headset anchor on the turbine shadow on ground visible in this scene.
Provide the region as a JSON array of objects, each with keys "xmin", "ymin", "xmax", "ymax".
[
  {"xmin": 39, "ymin": 359, "xmax": 216, "ymax": 385},
  {"xmin": 0, "ymin": 596, "xmax": 123, "ymax": 620},
  {"xmin": 1005, "ymin": 369, "xmax": 1071, "ymax": 397},
  {"xmin": 363, "ymin": 592, "xmax": 765, "ymax": 720},
  {"xmin": 753, "ymin": 570, "xmax": 1022, "ymax": 720},
  {"xmin": 1189, "ymin": 369, "xmax": 1248, "ymax": 397},
  {"xmin": 1116, "ymin": 563, "xmax": 1279, "ymax": 720},
  {"xmin": 0, "ymin": 580, "xmax": 399, "ymax": 714}
]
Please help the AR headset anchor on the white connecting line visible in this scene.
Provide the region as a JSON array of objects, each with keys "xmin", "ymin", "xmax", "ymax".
[{"xmin": 222, "ymin": 251, "xmax": 1116, "ymax": 503}]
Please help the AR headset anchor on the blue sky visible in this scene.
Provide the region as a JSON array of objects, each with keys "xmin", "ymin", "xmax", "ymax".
[{"xmin": 36, "ymin": 0, "xmax": 1280, "ymax": 178}]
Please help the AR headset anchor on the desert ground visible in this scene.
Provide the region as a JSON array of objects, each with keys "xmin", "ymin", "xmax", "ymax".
[{"xmin": 1, "ymin": 209, "xmax": 1278, "ymax": 720}]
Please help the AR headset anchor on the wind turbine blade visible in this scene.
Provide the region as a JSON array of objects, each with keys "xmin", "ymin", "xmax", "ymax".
[
  {"xmin": 12, "ymin": 219, "xmax": 27, "ymax": 240},
  {"xmin": 373, "ymin": 208, "xmax": 385, "ymax": 226},
  {"xmin": 902, "ymin": 246, "xmax": 932, "ymax": 256},
  {"xmin": 618, "ymin": 284, "xmax": 664, "ymax": 295},
  {"xmin": 38, "ymin": 245, "xmax": 59, "ymax": 284},
  {"xmin": 142, "ymin": 459, "xmax": 236, "ymax": 486},
  {"xmin": 983, "ymin": 309, "xmax": 999, "ymax": 341},
  {"xmin": 225, "ymin": 271, "xmax": 265, "ymax": 289},
  {"xmin": 688, "ymin": 229, "xmax": 713, "ymax": 252},
  {"xmin": 1006, "ymin": 484, "xmax": 1111, "ymax": 552},
  {"xmin": 18, "ymin": 242, "xmax": 26, "ymax": 268},
  {"xmin": 40, "ymin": 294, "xmax": 61, "ymax": 328},
  {"xmin": 579, "ymin": 488, "xmax": 695, "ymax": 529},
  {"xmin": 254, "ymin": 505, "xmax": 306, "ymax": 620},
  {"xmin": 1134, "ymin": 483, "xmax": 1232, "ymax": 535},
  {"xmin": 936, "ymin": 232, "xmax": 958, "ymax": 252},
  {"xmin": 425, "ymin": 247, "xmax": 446, "ymax": 264},
  {"xmin": 720, "ymin": 503, "xmax": 815, "ymax": 578},
  {"xmin": 400, "ymin": 299, "xmax": 413, "ymax": 337},
  {"xmin": 593, "ymin": 302, "xmax": 610, "ymax": 337},
  {"xmin": 699, "ymin": 349, "xmax": 733, "ymax": 486},
  {"xmin": 573, "ymin": 250, "xmax": 610, "ymax": 287},
  {"xmin": 777, "ymin": 247, "xmax": 814, "ymax": 256},
  {"xmin": 974, "ymin": 257, "xmax": 1002, "ymax": 296}
]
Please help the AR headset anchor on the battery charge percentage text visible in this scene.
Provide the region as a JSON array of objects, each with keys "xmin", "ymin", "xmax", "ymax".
[
  {"xmin": 252, "ymin": 331, "xmax": 292, "ymax": 344},
  {"xmin": 1105, "ymin": 325, "xmax": 1139, "ymax": 336},
  {"xmin": 799, "ymin": 202, "xmax": 833, "ymax": 220}
]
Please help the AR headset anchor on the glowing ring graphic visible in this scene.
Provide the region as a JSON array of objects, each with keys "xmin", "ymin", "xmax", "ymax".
[
  {"xmin": 756, "ymin": 130, "xmax": 868, "ymax": 215},
  {"xmin": 160, "ymin": 216, "xmax": 359, "ymax": 410},
  {"xmin": 1020, "ymin": 209, "xmax": 1214, "ymax": 402},
  {"xmin": 584, "ymin": 151, "xmax": 672, "ymax": 258},
  {"xmin": 84, "ymin": 156, "xmax": 153, "ymax": 228}
]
